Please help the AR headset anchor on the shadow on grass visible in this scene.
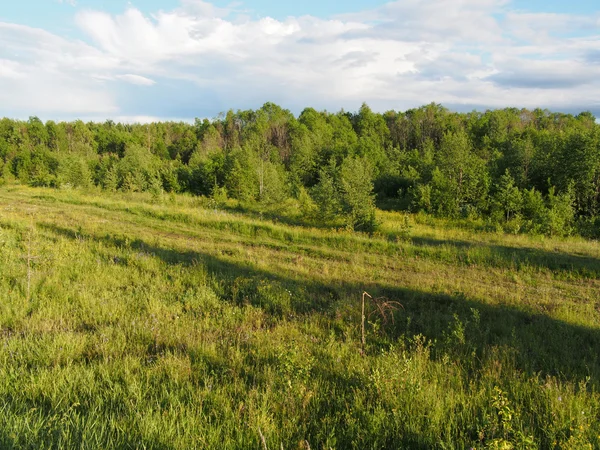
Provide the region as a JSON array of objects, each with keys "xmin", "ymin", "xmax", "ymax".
[
  {"xmin": 37, "ymin": 191, "xmax": 600, "ymax": 279},
  {"xmin": 0, "ymin": 410, "xmax": 176, "ymax": 450},
  {"xmin": 221, "ymin": 203, "xmax": 339, "ymax": 231},
  {"xmin": 42, "ymin": 222, "xmax": 600, "ymax": 387},
  {"xmin": 408, "ymin": 235, "xmax": 600, "ymax": 279},
  {"xmin": 0, "ymin": 431, "xmax": 15, "ymax": 450}
]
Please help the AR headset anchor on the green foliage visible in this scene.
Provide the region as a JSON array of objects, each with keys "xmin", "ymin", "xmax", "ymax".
[
  {"xmin": 338, "ymin": 156, "xmax": 378, "ymax": 231},
  {"xmin": 188, "ymin": 149, "xmax": 225, "ymax": 196},
  {"xmin": 296, "ymin": 185, "xmax": 317, "ymax": 217},
  {"xmin": 225, "ymin": 147, "xmax": 258, "ymax": 202},
  {"xmin": 258, "ymin": 161, "xmax": 289, "ymax": 209},
  {"xmin": 492, "ymin": 170, "xmax": 523, "ymax": 222},
  {"xmin": 210, "ymin": 185, "xmax": 228, "ymax": 209},
  {"xmin": 543, "ymin": 184, "xmax": 576, "ymax": 237},
  {"xmin": 58, "ymin": 155, "xmax": 93, "ymax": 189},
  {"xmin": 1, "ymin": 187, "xmax": 600, "ymax": 449},
  {"xmin": 28, "ymin": 148, "xmax": 60, "ymax": 187},
  {"xmin": 103, "ymin": 166, "xmax": 119, "ymax": 192},
  {"xmin": 481, "ymin": 387, "xmax": 536, "ymax": 450},
  {"xmin": 117, "ymin": 145, "xmax": 161, "ymax": 193},
  {"xmin": 520, "ymin": 188, "xmax": 546, "ymax": 234},
  {"xmin": 435, "ymin": 130, "xmax": 488, "ymax": 217},
  {"xmin": 429, "ymin": 166, "xmax": 458, "ymax": 216},
  {"xmin": 0, "ymin": 104, "xmax": 599, "ymax": 237},
  {"xmin": 310, "ymin": 163, "xmax": 341, "ymax": 223},
  {"xmin": 159, "ymin": 161, "xmax": 182, "ymax": 193}
]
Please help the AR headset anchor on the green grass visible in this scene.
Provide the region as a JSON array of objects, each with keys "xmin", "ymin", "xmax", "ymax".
[{"xmin": 1, "ymin": 185, "xmax": 600, "ymax": 449}]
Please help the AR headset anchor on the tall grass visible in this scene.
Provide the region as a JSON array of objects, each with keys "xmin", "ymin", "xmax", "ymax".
[{"xmin": 0, "ymin": 186, "xmax": 599, "ymax": 449}]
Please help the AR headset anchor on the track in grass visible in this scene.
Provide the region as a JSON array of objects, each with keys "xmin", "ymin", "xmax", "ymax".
[{"xmin": 1, "ymin": 186, "xmax": 599, "ymax": 449}]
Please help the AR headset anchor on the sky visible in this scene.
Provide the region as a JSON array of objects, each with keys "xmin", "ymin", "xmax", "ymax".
[{"xmin": 0, "ymin": 0, "xmax": 599, "ymax": 122}]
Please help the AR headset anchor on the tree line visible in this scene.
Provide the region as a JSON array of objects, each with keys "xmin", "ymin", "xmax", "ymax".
[{"xmin": 1, "ymin": 103, "xmax": 599, "ymax": 236}]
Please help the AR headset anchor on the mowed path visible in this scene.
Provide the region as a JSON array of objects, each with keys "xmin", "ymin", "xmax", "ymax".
[{"xmin": 2, "ymin": 187, "xmax": 598, "ymax": 329}]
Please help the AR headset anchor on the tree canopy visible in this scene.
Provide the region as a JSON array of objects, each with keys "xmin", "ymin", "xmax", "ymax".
[{"xmin": 1, "ymin": 104, "xmax": 599, "ymax": 236}]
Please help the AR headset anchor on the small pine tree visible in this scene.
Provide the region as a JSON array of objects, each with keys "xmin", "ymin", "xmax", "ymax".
[
  {"xmin": 59, "ymin": 155, "xmax": 92, "ymax": 189},
  {"xmin": 339, "ymin": 157, "xmax": 378, "ymax": 232},
  {"xmin": 429, "ymin": 167, "xmax": 458, "ymax": 217},
  {"xmin": 148, "ymin": 174, "xmax": 163, "ymax": 199},
  {"xmin": 543, "ymin": 184, "xmax": 575, "ymax": 236},
  {"xmin": 259, "ymin": 162, "xmax": 288, "ymax": 209},
  {"xmin": 493, "ymin": 170, "xmax": 523, "ymax": 222},
  {"xmin": 297, "ymin": 185, "xmax": 317, "ymax": 218},
  {"xmin": 104, "ymin": 166, "xmax": 119, "ymax": 192},
  {"xmin": 311, "ymin": 165, "xmax": 340, "ymax": 223},
  {"xmin": 225, "ymin": 149, "xmax": 258, "ymax": 202},
  {"xmin": 122, "ymin": 172, "xmax": 143, "ymax": 192},
  {"xmin": 521, "ymin": 187, "xmax": 546, "ymax": 234}
]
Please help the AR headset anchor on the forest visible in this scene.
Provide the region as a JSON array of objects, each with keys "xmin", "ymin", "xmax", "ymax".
[{"xmin": 1, "ymin": 103, "xmax": 599, "ymax": 236}]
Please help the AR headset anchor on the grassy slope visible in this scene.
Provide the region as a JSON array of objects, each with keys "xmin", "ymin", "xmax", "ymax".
[{"xmin": 0, "ymin": 185, "xmax": 599, "ymax": 449}]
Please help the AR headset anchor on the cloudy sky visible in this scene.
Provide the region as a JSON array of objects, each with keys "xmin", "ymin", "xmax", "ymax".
[{"xmin": 1, "ymin": 0, "xmax": 599, "ymax": 122}]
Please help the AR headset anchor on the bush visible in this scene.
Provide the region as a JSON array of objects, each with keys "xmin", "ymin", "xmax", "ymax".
[
  {"xmin": 188, "ymin": 150, "xmax": 225, "ymax": 196},
  {"xmin": 209, "ymin": 186, "xmax": 228, "ymax": 210},
  {"xmin": 159, "ymin": 162, "xmax": 182, "ymax": 193}
]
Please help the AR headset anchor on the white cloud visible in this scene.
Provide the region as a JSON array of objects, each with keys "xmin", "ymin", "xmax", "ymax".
[
  {"xmin": 1, "ymin": 0, "xmax": 600, "ymax": 120},
  {"xmin": 116, "ymin": 74, "xmax": 156, "ymax": 86},
  {"xmin": 112, "ymin": 115, "xmax": 188, "ymax": 124},
  {"xmin": 0, "ymin": 22, "xmax": 117, "ymax": 116},
  {"xmin": 0, "ymin": 59, "xmax": 24, "ymax": 79}
]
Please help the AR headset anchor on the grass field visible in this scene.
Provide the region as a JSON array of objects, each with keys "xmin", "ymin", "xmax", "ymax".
[{"xmin": 1, "ymin": 185, "xmax": 600, "ymax": 449}]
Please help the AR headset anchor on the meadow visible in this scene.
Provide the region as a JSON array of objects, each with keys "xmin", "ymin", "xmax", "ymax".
[{"xmin": 1, "ymin": 185, "xmax": 599, "ymax": 449}]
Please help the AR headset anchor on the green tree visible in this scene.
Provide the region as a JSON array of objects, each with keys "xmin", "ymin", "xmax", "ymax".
[
  {"xmin": 434, "ymin": 130, "xmax": 488, "ymax": 217},
  {"xmin": 258, "ymin": 162, "xmax": 289, "ymax": 209},
  {"xmin": 26, "ymin": 117, "xmax": 48, "ymax": 148},
  {"xmin": 521, "ymin": 188, "xmax": 546, "ymax": 233},
  {"xmin": 117, "ymin": 145, "xmax": 161, "ymax": 192},
  {"xmin": 339, "ymin": 157, "xmax": 378, "ymax": 232},
  {"xmin": 188, "ymin": 149, "xmax": 226, "ymax": 196},
  {"xmin": 225, "ymin": 147, "xmax": 258, "ymax": 202},
  {"xmin": 492, "ymin": 170, "xmax": 523, "ymax": 222},
  {"xmin": 310, "ymin": 162, "xmax": 341, "ymax": 223},
  {"xmin": 543, "ymin": 185, "xmax": 575, "ymax": 236},
  {"xmin": 58, "ymin": 155, "xmax": 93, "ymax": 188}
]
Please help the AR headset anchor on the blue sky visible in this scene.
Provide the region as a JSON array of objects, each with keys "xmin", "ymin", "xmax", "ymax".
[
  {"xmin": 3, "ymin": 0, "xmax": 598, "ymax": 33},
  {"xmin": 2, "ymin": 0, "xmax": 389, "ymax": 31},
  {"xmin": 0, "ymin": 0, "xmax": 599, "ymax": 121}
]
